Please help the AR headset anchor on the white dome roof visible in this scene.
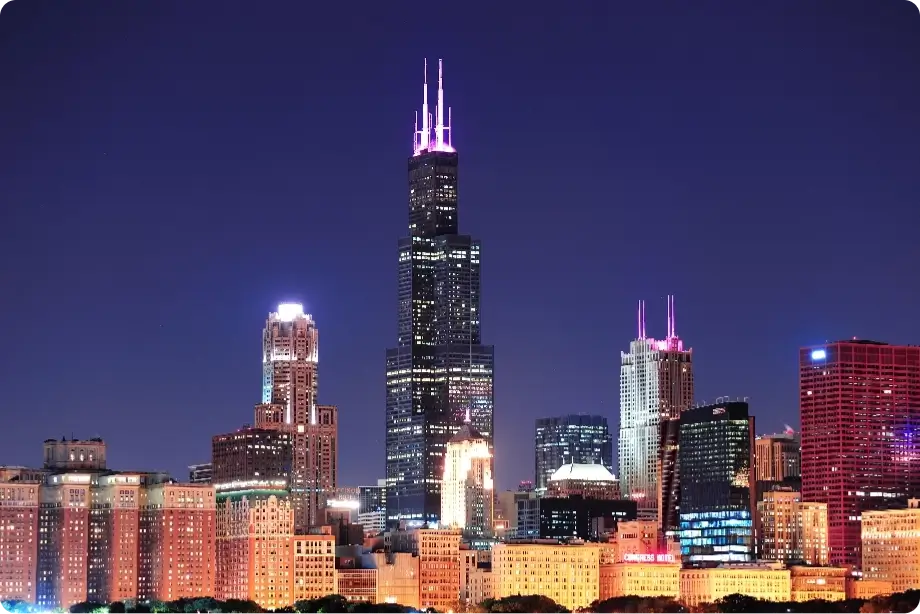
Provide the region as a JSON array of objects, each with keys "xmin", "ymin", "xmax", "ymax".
[{"xmin": 548, "ymin": 463, "xmax": 618, "ymax": 483}]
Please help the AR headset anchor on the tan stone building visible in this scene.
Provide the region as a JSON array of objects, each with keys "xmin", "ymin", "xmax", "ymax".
[
  {"xmin": 757, "ymin": 489, "xmax": 829, "ymax": 565},
  {"xmin": 604, "ymin": 562, "xmax": 680, "ymax": 599},
  {"xmin": 788, "ymin": 566, "xmax": 847, "ymax": 602},
  {"xmin": 372, "ymin": 551, "xmax": 420, "ymax": 609},
  {"xmin": 492, "ymin": 541, "xmax": 602, "ymax": 611},
  {"xmin": 679, "ymin": 563, "xmax": 791, "ymax": 608},
  {"xmin": 291, "ymin": 533, "xmax": 336, "ymax": 602},
  {"xmin": 862, "ymin": 499, "xmax": 920, "ymax": 592}
]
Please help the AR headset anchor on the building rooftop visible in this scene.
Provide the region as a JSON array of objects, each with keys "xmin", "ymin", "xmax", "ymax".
[
  {"xmin": 549, "ymin": 463, "xmax": 617, "ymax": 483},
  {"xmin": 450, "ymin": 423, "xmax": 486, "ymax": 443}
]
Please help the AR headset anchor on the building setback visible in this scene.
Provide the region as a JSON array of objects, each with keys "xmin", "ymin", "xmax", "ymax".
[
  {"xmin": 800, "ymin": 340, "xmax": 920, "ymax": 568},
  {"xmin": 534, "ymin": 415, "xmax": 613, "ymax": 490},
  {"xmin": 386, "ymin": 60, "xmax": 494, "ymax": 526}
]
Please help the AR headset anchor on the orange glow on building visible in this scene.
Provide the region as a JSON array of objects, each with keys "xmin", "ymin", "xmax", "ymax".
[
  {"xmin": 292, "ymin": 533, "xmax": 336, "ymax": 602},
  {"xmin": 0, "ymin": 481, "xmax": 39, "ymax": 603},
  {"xmin": 37, "ymin": 474, "xmax": 92, "ymax": 610}
]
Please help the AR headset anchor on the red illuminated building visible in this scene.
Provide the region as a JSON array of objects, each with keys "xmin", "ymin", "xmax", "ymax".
[{"xmin": 800, "ymin": 340, "xmax": 920, "ymax": 569}]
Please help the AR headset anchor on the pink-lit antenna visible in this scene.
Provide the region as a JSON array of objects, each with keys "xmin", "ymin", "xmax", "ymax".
[
  {"xmin": 421, "ymin": 59, "xmax": 430, "ymax": 151},
  {"xmin": 448, "ymin": 106, "xmax": 452, "ymax": 148},
  {"xmin": 666, "ymin": 295, "xmax": 672, "ymax": 339},
  {"xmin": 435, "ymin": 59, "xmax": 445, "ymax": 149},
  {"xmin": 671, "ymin": 295, "xmax": 677, "ymax": 338}
]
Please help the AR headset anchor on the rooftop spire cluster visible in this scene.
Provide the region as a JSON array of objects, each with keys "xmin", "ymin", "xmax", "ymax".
[{"xmin": 413, "ymin": 58, "xmax": 455, "ymax": 156}]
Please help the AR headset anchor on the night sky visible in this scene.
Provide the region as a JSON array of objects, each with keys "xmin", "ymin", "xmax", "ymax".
[{"xmin": 1, "ymin": 0, "xmax": 919, "ymax": 491}]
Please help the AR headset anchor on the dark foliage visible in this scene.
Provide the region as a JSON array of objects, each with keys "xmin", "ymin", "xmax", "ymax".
[
  {"xmin": 479, "ymin": 594, "xmax": 570, "ymax": 612},
  {"xmin": 588, "ymin": 595, "xmax": 685, "ymax": 613}
]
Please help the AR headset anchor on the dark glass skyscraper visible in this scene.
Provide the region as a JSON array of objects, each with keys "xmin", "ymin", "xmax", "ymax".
[
  {"xmin": 385, "ymin": 60, "xmax": 494, "ymax": 526},
  {"xmin": 534, "ymin": 415, "xmax": 613, "ymax": 490},
  {"xmin": 678, "ymin": 401, "xmax": 755, "ymax": 566}
]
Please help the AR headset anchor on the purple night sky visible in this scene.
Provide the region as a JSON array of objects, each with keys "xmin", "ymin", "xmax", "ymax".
[{"xmin": 1, "ymin": 0, "xmax": 919, "ymax": 490}]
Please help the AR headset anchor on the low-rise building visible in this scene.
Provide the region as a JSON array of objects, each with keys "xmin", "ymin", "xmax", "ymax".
[
  {"xmin": 492, "ymin": 541, "xmax": 603, "ymax": 611},
  {"xmin": 789, "ymin": 566, "xmax": 847, "ymax": 602},
  {"xmin": 861, "ymin": 499, "xmax": 920, "ymax": 592},
  {"xmin": 679, "ymin": 563, "xmax": 791, "ymax": 608}
]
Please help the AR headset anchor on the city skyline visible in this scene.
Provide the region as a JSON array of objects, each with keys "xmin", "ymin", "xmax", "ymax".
[{"xmin": 2, "ymin": 1, "xmax": 920, "ymax": 492}]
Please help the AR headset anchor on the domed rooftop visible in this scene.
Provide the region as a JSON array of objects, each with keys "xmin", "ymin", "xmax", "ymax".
[{"xmin": 549, "ymin": 463, "xmax": 617, "ymax": 483}]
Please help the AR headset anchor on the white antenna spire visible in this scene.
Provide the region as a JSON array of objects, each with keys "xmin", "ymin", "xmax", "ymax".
[
  {"xmin": 421, "ymin": 59, "xmax": 430, "ymax": 152},
  {"xmin": 435, "ymin": 59, "xmax": 445, "ymax": 149}
]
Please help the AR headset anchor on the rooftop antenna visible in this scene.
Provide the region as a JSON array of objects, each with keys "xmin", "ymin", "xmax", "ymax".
[
  {"xmin": 421, "ymin": 59, "xmax": 430, "ymax": 152},
  {"xmin": 435, "ymin": 59, "xmax": 445, "ymax": 149}
]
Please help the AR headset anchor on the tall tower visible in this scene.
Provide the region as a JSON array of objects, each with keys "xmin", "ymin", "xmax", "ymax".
[
  {"xmin": 386, "ymin": 60, "xmax": 495, "ymax": 526},
  {"xmin": 258, "ymin": 303, "xmax": 337, "ymax": 532},
  {"xmin": 441, "ymin": 422, "xmax": 494, "ymax": 536},
  {"xmin": 800, "ymin": 340, "xmax": 920, "ymax": 569},
  {"xmin": 619, "ymin": 296, "xmax": 694, "ymax": 521}
]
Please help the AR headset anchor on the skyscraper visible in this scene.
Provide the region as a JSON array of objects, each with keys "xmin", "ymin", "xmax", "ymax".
[
  {"xmin": 441, "ymin": 423, "xmax": 494, "ymax": 536},
  {"xmin": 678, "ymin": 400, "xmax": 756, "ymax": 566},
  {"xmin": 800, "ymin": 340, "xmax": 920, "ymax": 568},
  {"xmin": 386, "ymin": 60, "xmax": 495, "ymax": 526},
  {"xmin": 619, "ymin": 297, "xmax": 694, "ymax": 520},
  {"xmin": 257, "ymin": 303, "xmax": 337, "ymax": 532},
  {"xmin": 534, "ymin": 415, "xmax": 613, "ymax": 490}
]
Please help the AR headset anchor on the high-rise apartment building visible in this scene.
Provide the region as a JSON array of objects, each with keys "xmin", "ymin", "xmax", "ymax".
[
  {"xmin": 441, "ymin": 423, "xmax": 494, "ymax": 536},
  {"xmin": 755, "ymin": 430, "xmax": 801, "ymax": 501},
  {"xmin": 678, "ymin": 401, "xmax": 755, "ymax": 566},
  {"xmin": 0, "ymin": 480, "xmax": 39, "ymax": 603},
  {"xmin": 619, "ymin": 297, "xmax": 694, "ymax": 520},
  {"xmin": 386, "ymin": 60, "xmax": 494, "ymax": 526},
  {"xmin": 534, "ymin": 415, "xmax": 613, "ymax": 490},
  {"xmin": 258, "ymin": 303, "xmax": 338, "ymax": 532},
  {"xmin": 800, "ymin": 340, "xmax": 920, "ymax": 568},
  {"xmin": 88, "ymin": 474, "xmax": 142, "ymax": 604}
]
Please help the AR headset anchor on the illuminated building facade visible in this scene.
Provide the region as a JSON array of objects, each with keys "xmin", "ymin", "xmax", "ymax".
[
  {"xmin": 260, "ymin": 304, "xmax": 338, "ymax": 532},
  {"xmin": 291, "ymin": 533, "xmax": 336, "ymax": 602},
  {"xmin": 37, "ymin": 473, "xmax": 93, "ymax": 609},
  {"xmin": 546, "ymin": 462, "xmax": 621, "ymax": 500},
  {"xmin": 678, "ymin": 401, "xmax": 755, "ymax": 566},
  {"xmin": 492, "ymin": 542, "xmax": 602, "ymax": 611},
  {"xmin": 679, "ymin": 563, "xmax": 791, "ymax": 607},
  {"xmin": 359, "ymin": 480, "xmax": 387, "ymax": 515},
  {"xmin": 755, "ymin": 430, "xmax": 800, "ymax": 482},
  {"xmin": 42, "ymin": 437, "xmax": 106, "ymax": 472},
  {"xmin": 336, "ymin": 568, "xmax": 376, "ymax": 602},
  {"xmin": 788, "ymin": 565, "xmax": 847, "ymax": 602},
  {"xmin": 215, "ymin": 493, "xmax": 294, "ymax": 608},
  {"xmin": 534, "ymin": 415, "xmax": 613, "ymax": 490},
  {"xmin": 518, "ymin": 495, "xmax": 636, "ymax": 541},
  {"xmin": 211, "ymin": 427, "xmax": 293, "ymax": 493},
  {"xmin": 188, "ymin": 463, "xmax": 212, "ymax": 484},
  {"xmin": 756, "ymin": 489, "xmax": 829, "ymax": 565},
  {"xmin": 604, "ymin": 562, "xmax": 680, "ymax": 599},
  {"xmin": 861, "ymin": 498, "xmax": 920, "ymax": 592},
  {"xmin": 386, "ymin": 60, "xmax": 494, "ymax": 526},
  {"xmin": 619, "ymin": 297, "xmax": 693, "ymax": 520},
  {"xmin": 0, "ymin": 481, "xmax": 39, "ymax": 603},
  {"xmin": 138, "ymin": 482, "xmax": 216, "ymax": 602},
  {"xmin": 371, "ymin": 551, "xmax": 420, "ymax": 609},
  {"xmin": 390, "ymin": 528, "xmax": 461, "ymax": 612},
  {"xmin": 800, "ymin": 340, "xmax": 920, "ymax": 569},
  {"xmin": 441, "ymin": 423, "xmax": 494, "ymax": 536},
  {"xmin": 613, "ymin": 520, "xmax": 660, "ymax": 563},
  {"xmin": 88, "ymin": 473, "xmax": 142, "ymax": 604}
]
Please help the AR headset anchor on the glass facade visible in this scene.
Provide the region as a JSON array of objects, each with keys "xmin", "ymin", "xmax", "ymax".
[
  {"xmin": 386, "ymin": 147, "xmax": 495, "ymax": 526},
  {"xmin": 534, "ymin": 415, "xmax": 613, "ymax": 490},
  {"xmin": 678, "ymin": 401, "xmax": 755, "ymax": 566}
]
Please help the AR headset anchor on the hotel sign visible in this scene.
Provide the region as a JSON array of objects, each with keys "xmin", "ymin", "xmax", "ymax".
[{"xmin": 622, "ymin": 553, "xmax": 676, "ymax": 563}]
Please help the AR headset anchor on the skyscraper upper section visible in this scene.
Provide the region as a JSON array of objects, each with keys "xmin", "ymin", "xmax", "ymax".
[
  {"xmin": 619, "ymin": 297, "xmax": 694, "ymax": 519},
  {"xmin": 386, "ymin": 60, "xmax": 495, "ymax": 526}
]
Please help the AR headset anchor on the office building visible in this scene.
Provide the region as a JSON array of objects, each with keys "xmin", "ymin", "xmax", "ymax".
[
  {"xmin": 291, "ymin": 533, "xmax": 336, "ymax": 602},
  {"xmin": 800, "ymin": 340, "xmax": 920, "ymax": 568},
  {"xmin": 755, "ymin": 429, "xmax": 801, "ymax": 500},
  {"xmin": 862, "ymin": 498, "xmax": 920, "ymax": 592},
  {"xmin": 359, "ymin": 479, "xmax": 387, "ymax": 515},
  {"xmin": 386, "ymin": 60, "xmax": 495, "ymax": 526},
  {"xmin": 756, "ymin": 489, "xmax": 829, "ymax": 565},
  {"xmin": 0, "ymin": 480, "xmax": 39, "ymax": 603},
  {"xmin": 601, "ymin": 561, "xmax": 680, "ymax": 600},
  {"xmin": 658, "ymin": 417, "xmax": 681, "ymax": 543},
  {"xmin": 260, "ymin": 303, "xmax": 338, "ymax": 532},
  {"xmin": 678, "ymin": 401, "xmax": 755, "ymax": 566},
  {"xmin": 619, "ymin": 297, "xmax": 693, "ymax": 519},
  {"xmin": 441, "ymin": 423, "xmax": 494, "ymax": 536},
  {"xmin": 546, "ymin": 463, "xmax": 620, "ymax": 500},
  {"xmin": 188, "ymin": 463, "xmax": 213, "ymax": 484},
  {"xmin": 517, "ymin": 495, "xmax": 637, "ymax": 541},
  {"xmin": 389, "ymin": 527, "xmax": 462, "ymax": 612},
  {"xmin": 534, "ymin": 415, "xmax": 613, "ymax": 490},
  {"xmin": 211, "ymin": 427, "xmax": 293, "ymax": 493},
  {"xmin": 492, "ymin": 541, "xmax": 604, "ymax": 611}
]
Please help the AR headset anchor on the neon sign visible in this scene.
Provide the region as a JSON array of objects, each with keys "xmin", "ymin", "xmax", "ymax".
[{"xmin": 622, "ymin": 553, "xmax": 676, "ymax": 563}]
